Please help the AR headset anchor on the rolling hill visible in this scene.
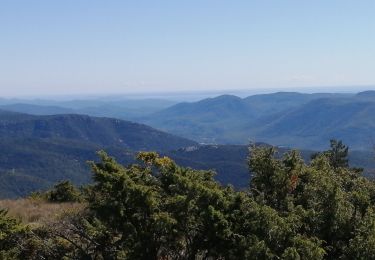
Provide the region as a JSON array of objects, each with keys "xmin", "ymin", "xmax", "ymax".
[
  {"xmin": 1, "ymin": 91, "xmax": 375, "ymax": 198},
  {"xmin": 0, "ymin": 108, "xmax": 374, "ymax": 198},
  {"xmin": 0, "ymin": 111, "xmax": 196, "ymax": 151},
  {"xmin": 253, "ymin": 97, "xmax": 375, "ymax": 150},
  {"xmin": 0, "ymin": 97, "xmax": 177, "ymax": 120},
  {"xmin": 140, "ymin": 91, "xmax": 375, "ymax": 150},
  {"xmin": 0, "ymin": 110, "xmax": 196, "ymax": 197},
  {"xmin": 2, "ymin": 91, "xmax": 375, "ymax": 150},
  {"xmin": 0, "ymin": 104, "xmax": 75, "ymax": 115},
  {"xmin": 4, "ymin": 91, "xmax": 373, "ymax": 151},
  {"xmin": 141, "ymin": 95, "xmax": 255, "ymax": 143}
]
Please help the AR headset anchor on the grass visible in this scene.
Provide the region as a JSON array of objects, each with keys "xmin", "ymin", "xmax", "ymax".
[{"xmin": 0, "ymin": 198, "xmax": 84, "ymax": 226}]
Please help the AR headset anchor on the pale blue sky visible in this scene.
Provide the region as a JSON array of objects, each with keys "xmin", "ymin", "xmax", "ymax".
[{"xmin": 1, "ymin": 0, "xmax": 375, "ymax": 96}]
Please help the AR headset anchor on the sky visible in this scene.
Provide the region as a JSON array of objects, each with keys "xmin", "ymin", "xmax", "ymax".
[{"xmin": 1, "ymin": 0, "xmax": 375, "ymax": 97}]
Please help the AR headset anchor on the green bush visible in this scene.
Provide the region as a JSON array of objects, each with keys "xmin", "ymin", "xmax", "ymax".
[
  {"xmin": 47, "ymin": 180, "xmax": 81, "ymax": 202},
  {"xmin": 5, "ymin": 141, "xmax": 375, "ymax": 259}
]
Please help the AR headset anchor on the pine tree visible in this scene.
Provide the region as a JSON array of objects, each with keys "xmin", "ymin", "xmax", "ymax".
[{"xmin": 327, "ymin": 139, "xmax": 349, "ymax": 168}]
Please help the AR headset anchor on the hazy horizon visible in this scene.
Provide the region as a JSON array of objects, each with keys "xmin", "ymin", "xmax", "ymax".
[
  {"xmin": 1, "ymin": 1, "xmax": 375, "ymax": 96},
  {"xmin": 1, "ymin": 85, "xmax": 374, "ymax": 101}
]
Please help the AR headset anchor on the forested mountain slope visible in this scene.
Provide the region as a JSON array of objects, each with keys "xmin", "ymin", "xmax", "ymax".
[
  {"xmin": 254, "ymin": 97, "xmax": 375, "ymax": 150},
  {"xmin": 0, "ymin": 110, "xmax": 196, "ymax": 151},
  {"xmin": 1, "ymin": 91, "xmax": 375, "ymax": 196},
  {"xmin": 141, "ymin": 91, "xmax": 375, "ymax": 150},
  {"xmin": 0, "ymin": 110, "xmax": 196, "ymax": 197},
  {"xmin": 3, "ymin": 92, "xmax": 373, "ymax": 150}
]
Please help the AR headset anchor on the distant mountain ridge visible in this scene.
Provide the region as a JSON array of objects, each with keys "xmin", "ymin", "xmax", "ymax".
[
  {"xmin": 1, "ymin": 91, "xmax": 375, "ymax": 150},
  {"xmin": 0, "ymin": 104, "xmax": 75, "ymax": 115},
  {"xmin": 0, "ymin": 97, "xmax": 177, "ymax": 120},
  {"xmin": 140, "ymin": 91, "xmax": 375, "ymax": 150},
  {"xmin": 0, "ymin": 107, "xmax": 374, "ymax": 198},
  {"xmin": 255, "ymin": 97, "xmax": 375, "ymax": 149}
]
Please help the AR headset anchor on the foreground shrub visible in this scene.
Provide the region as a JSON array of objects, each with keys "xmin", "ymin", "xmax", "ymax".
[
  {"xmin": 30, "ymin": 180, "xmax": 82, "ymax": 203},
  {"xmin": 0, "ymin": 209, "xmax": 28, "ymax": 258},
  {"xmin": 3, "ymin": 140, "xmax": 375, "ymax": 259}
]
